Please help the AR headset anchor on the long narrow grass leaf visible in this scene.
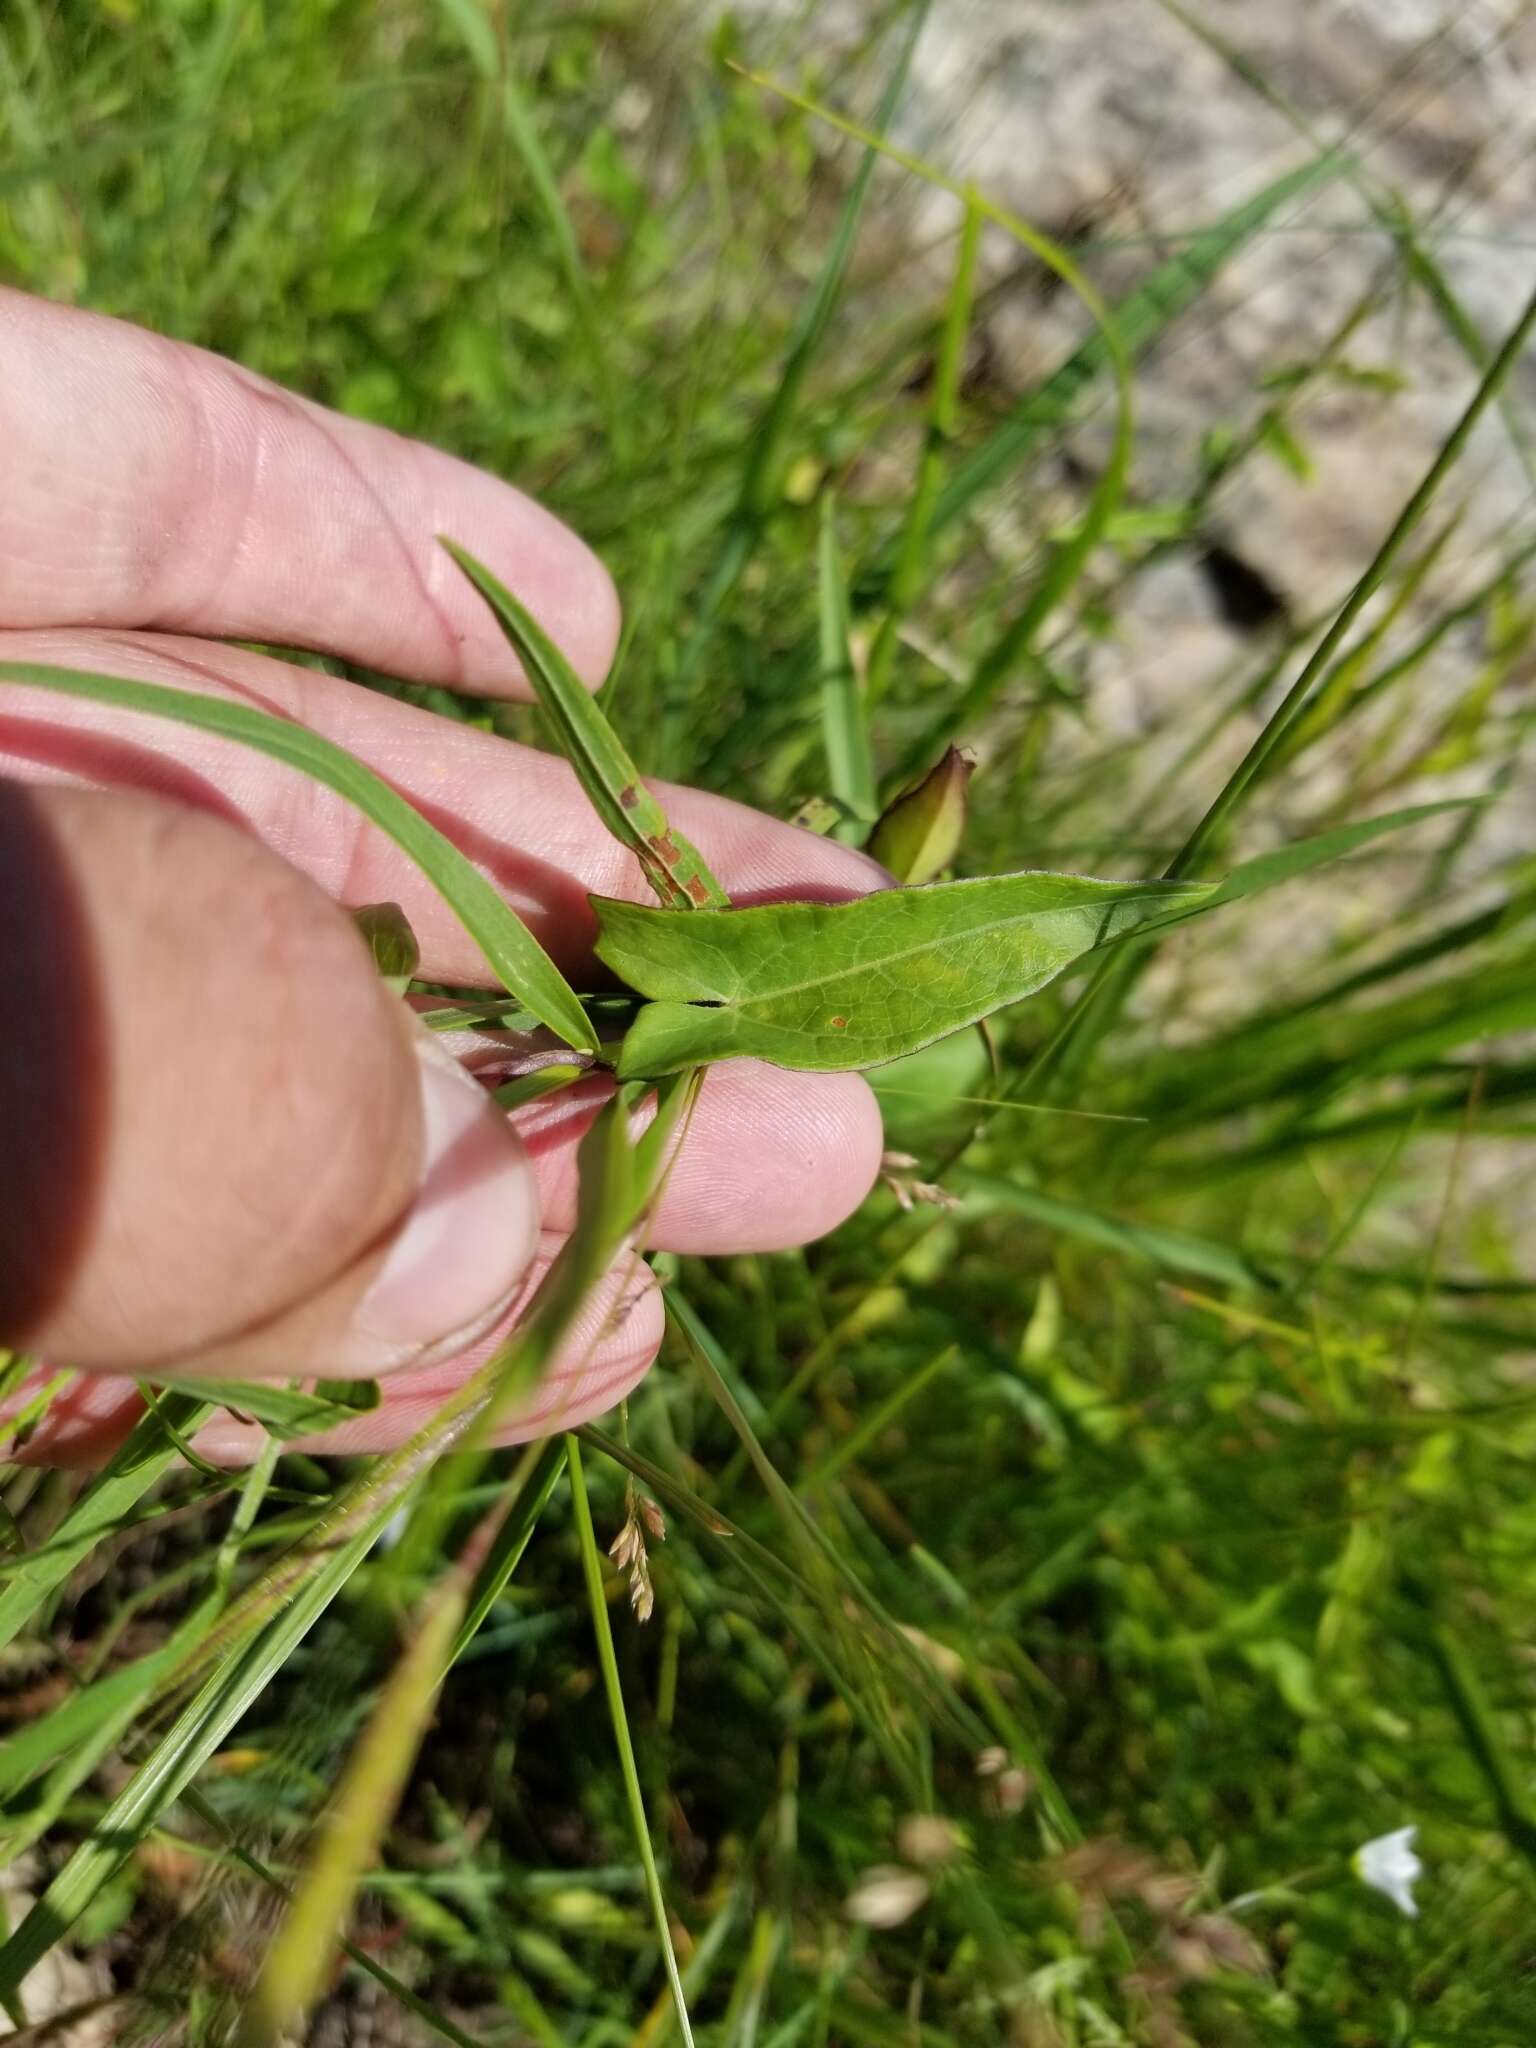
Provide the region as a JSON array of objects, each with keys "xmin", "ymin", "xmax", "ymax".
[
  {"xmin": 865, "ymin": 194, "xmax": 982, "ymax": 706},
  {"xmin": 0, "ymin": 1482, "xmax": 405, "ymax": 1996},
  {"xmin": 241, "ymin": 1461, "xmax": 551, "ymax": 2048},
  {"xmin": 673, "ymin": 1, "xmax": 930, "ymax": 702},
  {"xmin": 0, "ymin": 1393, "xmax": 212, "ymax": 1654},
  {"xmin": 817, "ymin": 492, "xmax": 877, "ymax": 830},
  {"xmin": 566, "ymin": 1435, "xmax": 696, "ymax": 2048},
  {"xmin": 442, "ymin": 540, "xmax": 728, "ymax": 910},
  {"xmin": 920, "ymin": 154, "xmax": 1347, "ymax": 546},
  {"xmin": 731, "ymin": 71, "xmax": 1139, "ymax": 777},
  {"xmin": 437, "ymin": 2, "xmax": 622, "ymax": 452},
  {"xmin": 0, "ymin": 662, "xmax": 596, "ymax": 1052}
]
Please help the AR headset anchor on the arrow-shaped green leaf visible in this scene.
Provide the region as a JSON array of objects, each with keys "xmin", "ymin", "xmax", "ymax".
[{"xmin": 598, "ymin": 873, "xmax": 1212, "ymax": 1077}]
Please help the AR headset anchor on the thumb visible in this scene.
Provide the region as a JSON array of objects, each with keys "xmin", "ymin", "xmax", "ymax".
[{"xmin": 0, "ymin": 783, "xmax": 539, "ymax": 1378}]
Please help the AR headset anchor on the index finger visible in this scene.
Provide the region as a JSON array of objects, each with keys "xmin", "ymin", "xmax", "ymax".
[
  {"xmin": 0, "ymin": 626, "xmax": 888, "ymax": 983},
  {"xmin": 0, "ymin": 288, "xmax": 619, "ymax": 696}
]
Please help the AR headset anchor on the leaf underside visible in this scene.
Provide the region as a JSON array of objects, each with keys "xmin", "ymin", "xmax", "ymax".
[{"xmin": 597, "ymin": 872, "xmax": 1212, "ymax": 1076}]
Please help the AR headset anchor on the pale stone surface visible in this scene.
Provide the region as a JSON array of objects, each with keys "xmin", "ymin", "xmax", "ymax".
[
  {"xmin": 734, "ymin": 0, "xmax": 1536, "ymax": 1262},
  {"xmin": 738, "ymin": 0, "xmax": 1535, "ymax": 838}
]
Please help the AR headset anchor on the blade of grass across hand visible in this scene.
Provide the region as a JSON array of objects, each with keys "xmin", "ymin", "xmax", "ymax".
[
  {"xmin": 566, "ymin": 1434, "xmax": 696, "ymax": 2048},
  {"xmin": 0, "ymin": 663, "xmax": 596, "ymax": 1053},
  {"xmin": 442, "ymin": 540, "xmax": 728, "ymax": 910},
  {"xmin": 385, "ymin": 1070, "xmax": 701, "ymax": 1592}
]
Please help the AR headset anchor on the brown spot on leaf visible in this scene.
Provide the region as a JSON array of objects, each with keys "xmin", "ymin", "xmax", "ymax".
[
  {"xmin": 830, "ymin": 1015, "xmax": 849, "ymax": 1030},
  {"xmin": 619, "ymin": 786, "xmax": 644, "ymax": 811},
  {"xmin": 685, "ymin": 875, "xmax": 712, "ymax": 907}
]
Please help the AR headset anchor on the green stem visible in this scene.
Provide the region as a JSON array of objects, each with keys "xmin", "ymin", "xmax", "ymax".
[{"xmin": 565, "ymin": 1435, "xmax": 695, "ymax": 2048}]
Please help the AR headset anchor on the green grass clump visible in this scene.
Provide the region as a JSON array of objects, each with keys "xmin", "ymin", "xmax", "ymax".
[{"xmin": 3, "ymin": 2, "xmax": 1536, "ymax": 2043}]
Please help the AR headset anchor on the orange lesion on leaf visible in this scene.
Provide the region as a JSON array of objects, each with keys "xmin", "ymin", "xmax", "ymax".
[
  {"xmin": 685, "ymin": 875, "xmax": 713, "ymax": 907},
  {"xmin": 830, "ymin": 1015, "xmax": 849, "ymax": 1030}
]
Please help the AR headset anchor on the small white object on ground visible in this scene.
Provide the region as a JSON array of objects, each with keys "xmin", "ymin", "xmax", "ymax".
[{"xmin": 1354, "ymin": 1825, "xmax": 1423, "ymax": 1918}]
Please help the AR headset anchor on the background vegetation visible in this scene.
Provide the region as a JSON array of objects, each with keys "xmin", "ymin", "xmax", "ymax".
[{"xmin": 2, "ymin": 1, "xmax": 1534, "ymax": 2042}]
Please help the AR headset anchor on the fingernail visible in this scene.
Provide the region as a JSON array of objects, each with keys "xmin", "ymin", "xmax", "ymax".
[{"xmin": 346, "ymin": 1032, "xmax": 540, "ymax": 1369}]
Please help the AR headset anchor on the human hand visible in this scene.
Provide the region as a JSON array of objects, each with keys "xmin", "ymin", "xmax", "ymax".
[{"xmin": 0, "ymin": 289, "xmax": 884, "ymax": 1465}]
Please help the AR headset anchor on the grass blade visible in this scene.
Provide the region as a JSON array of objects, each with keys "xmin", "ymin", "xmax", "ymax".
[
  {"xmin": 864, "ymin": 193, "xmax": 982, "ymax": 707},
  {"xmin": 671, "ymin": 1, "xmax": 931, "ymax": 710},
  {"xmin": 1156, "ymin": 0, "xmax": 1536, "ymax": 490},
  {"xmin": 15, "ymin": 1084, "xmax": 686, "ymax": 1984},
  {"xmin": 0, "ymin": 1392, "xmax": 212, "ymax": 1654},
  {"xmin": 730, "ymin": 70, "xmax": 1138, "ymax": 782},
  {"xmin": 0, "ymin": 1479, "xmax": 404, "ymax": 1998},
  {"xmin": 733, "ymin": 4, "xmax": 929, "ymax": 529},
  {"xmin": 817, "ymin": 491, "xmax": 877, "ymax": 833},
  {"xmin": 565, "ymin": 1434, "xmax": 695, "ymax": 2048},
  {"xmin": 0, "ymin": 662, "xmax": 596, "ymax": 1052},
  {"xmin": 436, "ymin": 0, "xmax": 622, "ymax": 455},
  {"xmin": 448, "ymin": 1438, "xmax": 564, "ymax": 1663},
  {"xmin": 242, "ymin": 1454, "xmax": 556, "ymax": 2048},
  {"xmin": 919, "ymin": 153, "xmax": 1347, "ymax": 548},
  {"xmin": 442, "ymin": 539, "xmax": 728, "ymax": 910},
  {"xmin": 955, "ymin": 1175, "xmax": 1267, "ymax": 1291},
  {"xmin": 1171, "ymin": 283, "xmax": 1536, "ymax": 876},
  {"xmin": 1027, "ymin": 274, "xmax": 1536, "ymax": 1091}
]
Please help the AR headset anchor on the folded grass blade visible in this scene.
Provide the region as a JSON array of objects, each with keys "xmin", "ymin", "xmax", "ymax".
[{"xmin": 442, "ymin": 541, "xmax": 728, "ymax": 910}]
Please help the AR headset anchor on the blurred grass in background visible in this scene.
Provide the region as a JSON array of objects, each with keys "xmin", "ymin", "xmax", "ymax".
[{"xmin": 3, "ymin": 1, "xmax": 1536, "ymax": 2042}]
